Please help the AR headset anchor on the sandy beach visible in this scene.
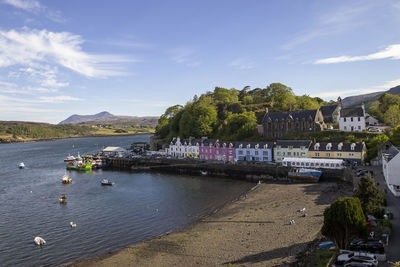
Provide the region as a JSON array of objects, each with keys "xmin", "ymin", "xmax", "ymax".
[{"xmin": 71, "ymin": 182, "xmax": 352, "ymax": 267}]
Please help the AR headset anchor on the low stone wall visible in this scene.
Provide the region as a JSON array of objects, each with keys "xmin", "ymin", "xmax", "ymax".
[{"xmin": 105, "ymin": 157, "xmax": 351, "ymax": 183}]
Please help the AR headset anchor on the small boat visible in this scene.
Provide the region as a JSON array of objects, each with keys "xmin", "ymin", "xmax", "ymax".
[
  {"xmin": 18, "ymin": 162, "xmax": 25, "ymax": 169},
  {"xmin": 200, "ymin": 171, "xmax": 208, "ymax": 176},
  {"xmin": 59, "ymin": 194, "xmax": 67, "ymax": 203},
  {"xmin": 70, "ymin": 221, "xmax": 77, "ymax": 228},
  {"xmin": 34, "ymin": 236, "xmax": 46, "ymax": 246},
  {"xmin": 64, "ymin": 154, "xmax": 76, "ymax": 162},
  {"xmin": 101, "ymin": 179, "xmax": 113, "ymax": 186},
  {"xmin": 288, "ymin": 168, "xmax": 322, "ymax": 182},
  {"xmin": 62, "ymin": 174, "xmax": 71, "ymax": 184}
]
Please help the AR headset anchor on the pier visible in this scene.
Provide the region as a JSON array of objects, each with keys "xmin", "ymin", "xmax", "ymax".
[{"xmin": 105, "ymin": 157, "xmax": 353, "ymax": 183}]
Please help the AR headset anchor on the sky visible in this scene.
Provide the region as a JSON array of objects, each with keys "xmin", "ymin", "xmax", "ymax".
[{"xmin": 0, "ymin": 0, "xmax": 400, "ymax": 123}]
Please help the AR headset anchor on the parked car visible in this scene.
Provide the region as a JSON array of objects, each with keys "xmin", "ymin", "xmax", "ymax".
[
  {"xmin": 337, "ymin": 253, "xmax": 378, "ymax": 266},
  {"xmin": 356, "ymin": 169, "xmax": 373, "ymax": 177},
  {"xmin": 349, "ymin": 239, "xmax": 385, "ymax": 254}
]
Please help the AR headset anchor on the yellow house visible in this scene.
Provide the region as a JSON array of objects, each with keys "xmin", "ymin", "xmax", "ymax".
[{"xmin": 308, "ymin": 142, "xmax": 367, "ymax": 166}]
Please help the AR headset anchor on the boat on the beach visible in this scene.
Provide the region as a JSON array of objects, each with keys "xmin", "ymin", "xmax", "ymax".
[
  {"xmin": 101, "ymin": 179, "xmax": 113, "ymax": 186},
  {"xmin": 34, "ymin": 236, "xmax": 46, "ymax": 246},
  {"xmin": 18, "ymin": 162, "xmax": 25, "ymax": 169},
  {"xmin": 288, "ymin": 168, "xmax": 322, "ymax": 182},
  {"xmin": 62, "ymin": 174, "xmax": 71, "ymax": 184}
]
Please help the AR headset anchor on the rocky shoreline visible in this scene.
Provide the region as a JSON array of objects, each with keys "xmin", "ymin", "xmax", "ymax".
[{"xmin": 70, "ymin": 182, "xmax": 352, "ymax": 267}]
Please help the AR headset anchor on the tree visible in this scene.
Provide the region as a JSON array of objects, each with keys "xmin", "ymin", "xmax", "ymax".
[
  {"xmin": 384, "ymin": 105, "xmax": 400, "ymax": 126},
  {"xmin": 354, "ymin": 174, "xmax": 386, "ymax": 218},
  {"xmin": 365, "ymin": 134, "xmax": 389, "ymax": 162},
  {"xmin": 221, "ymin": 111, "xmax": 257, "ymax": 140},
  {"xmin": 390, "ymin": 125, "xmax": 400, "ymax": 146},
  {"xmin": 322, "ymin": 197, "xmax": 367, "ymax": 249}
]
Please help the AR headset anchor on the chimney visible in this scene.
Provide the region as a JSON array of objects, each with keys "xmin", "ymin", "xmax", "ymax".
[
  {"xmin": 361, "ymin": 103, "xmax": 365, "ymax": 116},
  {"xmin": 265, "ymin": 107, "xmax": 268, "ymax": 113}
]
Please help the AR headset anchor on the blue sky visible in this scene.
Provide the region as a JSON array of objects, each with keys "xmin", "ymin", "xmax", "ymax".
[{"xmin": 0, "ymin": 0, "xmax": 400, "ymax": 123}]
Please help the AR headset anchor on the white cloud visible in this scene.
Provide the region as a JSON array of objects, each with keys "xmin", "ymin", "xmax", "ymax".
[
  {"xmin": 229, "ymin": 58, "xmax": 255, "ymax": 70},
  {"xmin": 0, "ymin": 28, "xmax": 134, "ymax": 78},
  {"xmin": 315, "ymin": 44, "xmax": 400, "ymax": 64},
  {"xmin": 37, "ymin": 95, "xmax": 82, "ymax": 103},
  {"xmin": 170, "ymin": 47, "xmax": 200, "ymax": 67},
  {"xmin": 2, "ymin": 0, "xmax": 65, "ymax": 23}
]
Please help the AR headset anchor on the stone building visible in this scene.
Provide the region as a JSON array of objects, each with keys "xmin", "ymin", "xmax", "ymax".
[{"xmin": 261, "ymin": 109, "xmax": 325, "ymax": 138}]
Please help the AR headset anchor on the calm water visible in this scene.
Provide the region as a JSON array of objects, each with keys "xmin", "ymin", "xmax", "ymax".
[{"xmin": 0, "ymin": 135, "xmax": 252, "ymax": 266}]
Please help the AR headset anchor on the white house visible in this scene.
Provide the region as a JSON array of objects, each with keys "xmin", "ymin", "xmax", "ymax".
[
  {"xmin": 365, "ymin": 113, "xmax": 381, "ymax": 126},
  {"xmin": 235, "ymin": 142, "xmax": 274, "ymax": 162},
  {"xmin": 339, "ymin": 105, "xmax": 366, "ymax": 132},
  {"xmin": 166, "ymin": 137, "xmax": 200, "ymax": 159},
  {"xmin": 382, "ymin": 146, "xmax": 400, "ymax": 197},
  {"xmin": 274, "ymin": 140, "xmax": 311, "ymax": 163}
]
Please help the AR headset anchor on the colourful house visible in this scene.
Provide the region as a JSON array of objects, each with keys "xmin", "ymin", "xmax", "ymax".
[
  {"xmin": 235, "ymin": 141, "xmax": 274, "ymax": 162},
  {"xmin": 199, "ymin": 139, "xmax": 235, "ymax": 162},
  {"xmin": 308, "ymin": 142, "xmax": 367, "ymax": 166}
]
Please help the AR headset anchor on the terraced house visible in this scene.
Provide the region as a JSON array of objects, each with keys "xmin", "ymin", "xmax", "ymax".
[
  {"xmin": 166, "ymin": 137, "xmax": 200, "ymax": 158},
  {"xmin": 308, "ymin": 142, "xmax": 367, "ymax": 166},
  {"xmin": 235, "ymin": 142, "xmax": 274, "ymax": 162},
  {"xmin": 273, "ymin": 140, "xmax": 311, "ymax": 162},
  {"xmin": 199, "ymin": 139, "xmax": 235, "ymax": 162}
]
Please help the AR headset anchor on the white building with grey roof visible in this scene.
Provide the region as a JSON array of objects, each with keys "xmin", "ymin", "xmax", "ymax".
[{"xmin": 339, "ymin": 105, "xmax": 366, "ymax": 132}]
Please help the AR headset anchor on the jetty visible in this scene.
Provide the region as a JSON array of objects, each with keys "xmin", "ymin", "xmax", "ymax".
[{"xmin": 104, "ymin": 157, "xmax": 353, "ymax": 183}]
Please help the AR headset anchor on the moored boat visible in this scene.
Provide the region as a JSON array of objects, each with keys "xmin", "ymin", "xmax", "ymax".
[
  {"xmin": 18, "ymin": 162, "xmax": 25, "ymax": 169},
  {"xmin": 101, "ymin": 179, "xmax": 113, "ymax": 186},
  {"xmin": 34, "ymin": 236, "xmax": 46, "ymax": 246},
  {"xmin": 64, "ymin": 154, "xmax": 76, "ymax": 162},
  {"xmin": 62, "ymin": 174, "xmax": 71, "ymax": 184},
  {"xmin": 59, "ymin": 194, "xmax": 67, "ymax": 203},
  {"xmin": 288, "ymin": 168, "xmax": 322, "ymax": 182}
]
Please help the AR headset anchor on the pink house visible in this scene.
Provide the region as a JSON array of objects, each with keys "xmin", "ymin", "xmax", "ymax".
[{"xmin": 199, "ymin": 139, "xmax": 235, "ymax": 162}]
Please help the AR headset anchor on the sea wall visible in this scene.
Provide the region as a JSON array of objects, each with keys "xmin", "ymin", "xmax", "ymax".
[{"xmin": 105, "ymin": 157, "xmax": 352, "ymax": 183}]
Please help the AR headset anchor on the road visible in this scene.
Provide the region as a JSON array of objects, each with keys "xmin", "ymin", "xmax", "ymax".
[{"xmin": 357, "ymin": 165, "xmax": 400, "ymax": 266}]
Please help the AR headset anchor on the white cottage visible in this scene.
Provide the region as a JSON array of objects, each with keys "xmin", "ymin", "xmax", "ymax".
[
  {"xmin": 339, "ymin": 105, "xmax": 366, "ymax": 132},
  {"xmin": 382, "ymin": 146, "xmax": 400, "ymax": 197},
  {"xmin": 166, "ymin": 137, "xmax": 200, "ymax": 159}
]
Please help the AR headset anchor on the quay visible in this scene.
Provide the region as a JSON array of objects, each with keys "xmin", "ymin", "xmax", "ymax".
[{"xmin": 104, "ymin": 157, "xmax": 353, "ymax": 183}]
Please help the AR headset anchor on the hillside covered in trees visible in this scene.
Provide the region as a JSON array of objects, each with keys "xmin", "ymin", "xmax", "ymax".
[
  {"xmin": 369, "ymin": 93, "xmax": 400, "ymax": 126},
  {"xmin": 155, "ymin": 83, "xmax": 332, "ymax": 142}
]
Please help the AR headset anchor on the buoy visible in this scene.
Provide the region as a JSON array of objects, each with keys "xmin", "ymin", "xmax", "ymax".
[
  {"xmin": 70, "ymin": 221, "xmax": 77, "ymax": 228},
  {"xmin": 34, "ymin": 236, "xmax": 46, "ymax": 246}
]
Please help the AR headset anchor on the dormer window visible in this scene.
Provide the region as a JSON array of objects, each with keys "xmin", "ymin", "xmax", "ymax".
[
  {"xmin": 239, "ymin": 144, "xmax": 243, "ymax": 149},
  {"xmin": 314, "ymin": 143, "xmax": 320, "ymax": 150},
  {"xmin": 326, "ymin": 143, "xmax": 332, "ymax": 150},
  {"xmin": 338, "ymin": 142, "xmax": 343, "ymax": 150},
  {"xmin": 255, "ymin": 144, "xmax": 259, "ymax": 149},
  {"xmin": 247, "ymin": 144, "xmax": 251, "ymax": 149},
  {"xmin": 351, "ymin": 143, "xmax": 356, "ymax": 151},
  {"xmin": 264, "ymin": 144, "xmax": 268, "ymax": 149}
]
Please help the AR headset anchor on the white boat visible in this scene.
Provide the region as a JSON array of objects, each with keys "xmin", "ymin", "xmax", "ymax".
[
  {"xmin": 62, "ymin": 174, "xmax": 71, "ymax": 184},
  {"xmin": 34, "ymin": 236, "xmax": 46, "ymax": 246},
  {"xmin": 18, "ymin": 162, "xmax": 25, "ymax": 169},
  {"xmin": 64, "ymin": 154, "xmax": 76, "ymax": 162}
]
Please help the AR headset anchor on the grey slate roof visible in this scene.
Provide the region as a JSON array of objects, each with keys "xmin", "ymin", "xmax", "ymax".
[
  {"xmin": 275, "ymin": 140, "xmax": 311, "ymax": 148},
  {"xmin": 320, "ymin": 105, "xmax": 338, "ymax": 117},
  {"xmin": 235, "ymin": 141, "xmax": 275, "ymax": 149},
  {"xmin": 262, "ymin": 109, "xmax": 318, "ymax": 123},
  {"xmin": 309, "ymin": 142, "xmax": 365, "ymax": 152},
  {"xmin": 340, "ymin": 107, "xmax": 364, "ymax": 117}
]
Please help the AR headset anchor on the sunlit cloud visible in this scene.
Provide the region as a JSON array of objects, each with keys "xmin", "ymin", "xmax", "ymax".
[
  {"xmin": 37, "ymin": 95, "xmax": 82, "ymax": 103},
  {"xmin": 315, "ymin": 44, "xmax": 400, "ymax": 64},
  {"xmin": 0, "ymin": 28, "xmax": 135, "ymax": 78},
  {"xmin": 169, "ymin": 47, "xmax": 200, "ymax": 67}
]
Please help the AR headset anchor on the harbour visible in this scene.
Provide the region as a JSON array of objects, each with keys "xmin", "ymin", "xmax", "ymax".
[{"xmin": 0, "ymin": 135, "xmax": 253, "ymax": 266}]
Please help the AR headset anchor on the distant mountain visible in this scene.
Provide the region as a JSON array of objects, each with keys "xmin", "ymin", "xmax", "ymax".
[
  {"xmin": 341, "ymin": 85, "xmax": 400, "ymax": 107},
  {"xmin": 59, "ymin": 111, "xmax": 159, "ymax": 127}
]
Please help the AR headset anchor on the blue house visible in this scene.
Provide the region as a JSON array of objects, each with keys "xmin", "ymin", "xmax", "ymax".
[{"xmin": 235, "ymin": 142, "xmax": 274, "ymax": 162}]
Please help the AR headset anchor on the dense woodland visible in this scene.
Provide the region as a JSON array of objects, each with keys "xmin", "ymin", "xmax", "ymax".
[{"xmin": 155, "ymin": 83, "xmax": 332, "ymax": 141}]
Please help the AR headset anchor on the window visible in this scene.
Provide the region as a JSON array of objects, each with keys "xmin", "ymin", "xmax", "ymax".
[
  {"xmin": 316, "ymin": 152, "xmax": 320, "ymax": 156},
  {"xmin": 327, "ymin": 153, "xmax": 330, "ymax": 157},
  {"xmin": 263, "ymin": 151, "xmax": 268, "ymax": 155},
  {"xmin": 301, "ymin": 162, "xmax": 305, "ymax": 166},
  {"xmin": 263, "ymin": 157, "xmax": 268, "ymax": 161},
  {"xmin": 310, "ymin": 163, "xmax": 314, "ymax": 166},
  {"xmin": 288, "ymin": 152, "xmax": 291, "ymax": 156},
  {"xmin": 344, "ymin": 118, "xmax": 346, "ymax": 122},
  {"xmin": 246, "ymin": 151, "xmax": 250, "ymax": 155},
  {"xmin": 306, "ymin": 163, "xmax": 309, "ymax": 166},
  {"xmin": 351, "ymin": 117, "xmax": 353, "ymax": 122},
  {"xmin": 344, "ymin": 126, "xmax": 347, "ymax": 130},
  {"xmin": 238, "ymin": 150, "xmax": 243, "ymax": 155},
  {"xmin": 255, "ymin": 151, "xmax": 259, "ymax": 155},
  {"xmin": 358, "ymin": 126, "xmax": 361, "ymax": 130},
  {"xmin": 277, "ymin": 152, "xmax": 281, "ymax": 156},
  {"xmin": 358, "ymin": 117, "xmax": 360, "ymax": 122},
  {"xmin": 338, "ymin": 153, "xmax": 342, "ymax": 157},
  {"xmin": 288, "ymin": 146, "xmax": 293, "ymax": 149}
]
